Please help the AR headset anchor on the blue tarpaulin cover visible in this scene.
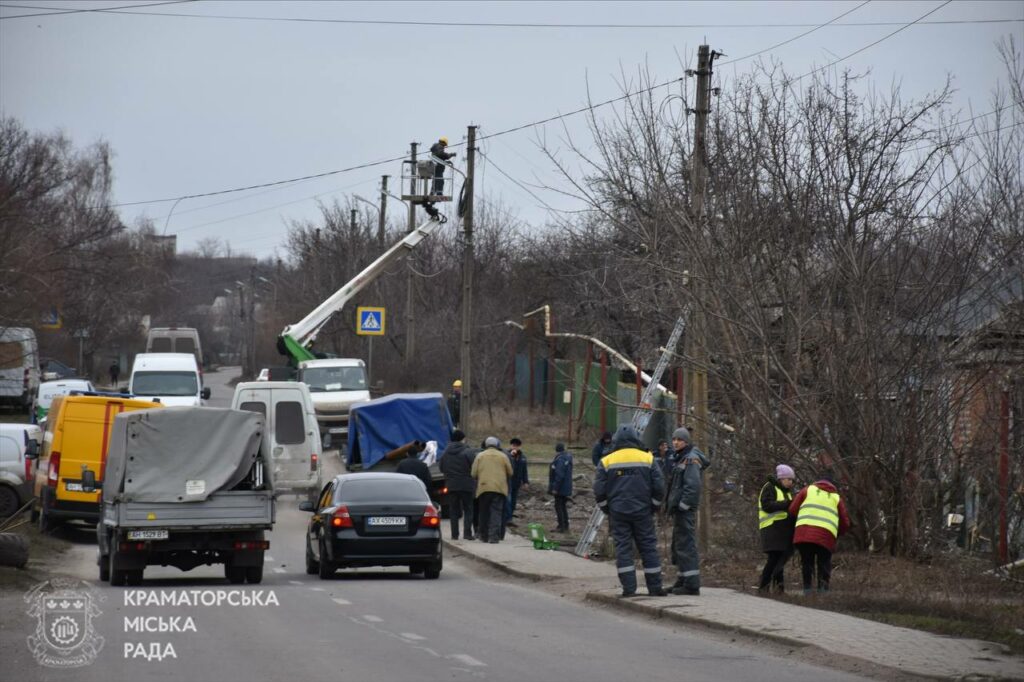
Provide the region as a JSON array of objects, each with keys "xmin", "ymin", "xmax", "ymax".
[{"xmin": 346, "ymin": 393, "xmax": 455, "ymax": 469}]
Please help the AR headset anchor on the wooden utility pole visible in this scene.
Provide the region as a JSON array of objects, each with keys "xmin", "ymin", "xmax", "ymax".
[
  {"xmin": 460, "ymin": 126, "xmax": 477, "ymax": 436},
  {"xmin": 689, "ymin": 43, "xmax": 713, "ymax": 548},
  {"xmin": 405, "ymin": 142, "xmax": 418, "ymax": 370},
  {"xmin": 377, "ymin": 175, "xmax": 388, "ymax": 249},
  {"xmin": 350, "ymin": 208, "xmax": 357, "ymax": 234}
]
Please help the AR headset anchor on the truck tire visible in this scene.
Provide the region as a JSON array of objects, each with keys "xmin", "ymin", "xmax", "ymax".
[
  {"xmin": 0, "ymin": 532, "xmax": 29, "ymax": 568},
  {"xmin": 245, "ymin": 564, "xmax": 263, "ymax": 584},
  {"xmin": 99, "ymin": 555, "xmax": 110, "ymax": 582},
  {"xmin": 126, "ymin": 570, "xmax": 144, "ymax": 586},
  {"xmin": 225, "ymin": 564, "xmax": 246, "ymax": 584},
  {"xmin": 110, "ymin": 552, "xmax": 127, "ymax": 586}
]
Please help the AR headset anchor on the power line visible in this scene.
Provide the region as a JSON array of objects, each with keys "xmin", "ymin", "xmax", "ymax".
[
  {"xmin": 2, "ymin": 2, "xmax": 1019, "ymax": 27},
  {"xmin": 0, "ymin": 0, "xmax": 193, "ymax": 20},
  {"xmin": 718, "ymin": 1, "xmax": 872, "ymax": 67},
  {"xmin": 792, "ymin": 0, "xmax": 954, "ymax": 82}
]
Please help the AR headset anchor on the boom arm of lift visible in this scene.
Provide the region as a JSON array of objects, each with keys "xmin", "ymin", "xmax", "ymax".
[{"xmin": 278, "ymin": 207, "xmax": 447, "ymax": 364}]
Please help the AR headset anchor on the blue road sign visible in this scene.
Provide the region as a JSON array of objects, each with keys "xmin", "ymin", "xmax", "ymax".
[{"xmin": 356, "ymin": 307, "xmax": 385, "ymax": 336}]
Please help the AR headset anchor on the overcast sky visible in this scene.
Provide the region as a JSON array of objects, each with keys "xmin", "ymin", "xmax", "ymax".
[{"xmin": 1, "ymin": 0, "xmax": 1021, "ymax": 259}]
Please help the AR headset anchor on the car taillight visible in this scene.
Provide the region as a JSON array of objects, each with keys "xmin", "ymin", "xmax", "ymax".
[
  {"xmin": 25, "ymin": 454, "xmax": 32, "ymax": 480},
  {"xmin": 233, "ymin": 540, "xmax": 270, "ymax": 550},
  {"xmin": 331, "ymin": 505, "xmax": 353, "ymax": 528},
  {"xmin": 47, "ymin": 452, "xmax": 61, "ymax": 487},
  {"xmin": 440, "ymin": 486, "xmax": 449, "ymax": 495},
  {"xmin": 420, "ymin": 505, "xmax": 440, "ymax": 528},
  {"xmin": 310, "ymin": 453, "xmax": 318, "ymax": 471}
]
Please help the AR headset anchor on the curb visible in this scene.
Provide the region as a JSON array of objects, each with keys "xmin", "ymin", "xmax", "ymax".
[{"xmin": 442, "ymin": 539, "xmax": 549, "ymax": 581}]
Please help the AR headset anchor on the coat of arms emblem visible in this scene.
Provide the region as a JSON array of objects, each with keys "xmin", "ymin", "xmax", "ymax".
[{"xmin": 25, "ymin": 578, "xmax": 104, "ymax": 667}]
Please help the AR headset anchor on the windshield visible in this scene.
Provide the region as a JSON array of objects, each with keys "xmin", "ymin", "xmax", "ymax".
[
  {"xmin": 299, "ymin": 366, "xmax": 366, "ymax": 393},
  {"xmin": 132, "ymin": 371, "xmax": 198, "ymax": 397}
]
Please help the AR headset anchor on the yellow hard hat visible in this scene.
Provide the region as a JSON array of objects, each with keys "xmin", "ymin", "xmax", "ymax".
[
  {"xmin": 439, "ymin": 136, "xmax": 449, "ymax": 145},
  {"xmin": 452, "ymin": 379, "xmax": 462, "ymax": 388}
]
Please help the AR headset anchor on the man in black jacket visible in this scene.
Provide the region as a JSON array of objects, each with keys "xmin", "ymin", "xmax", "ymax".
[
  {"xmin": 396, "ymin": 449, "xmax": 433, "ymax": 494},
  {"xmin": 430, "ymin": 137, "xmax": 456, "ymax": 195},
  {"xmin": 667, "ymin": 427, "xmax": 710, "ymax": 595},
  {"xmin": 438, "ymin": 430, "xmax": 476, "ymax": 540}
]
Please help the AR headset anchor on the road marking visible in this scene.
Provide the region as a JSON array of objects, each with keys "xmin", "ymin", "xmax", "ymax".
[
  {"xmin": 400, "ymin": 632, "xmax": 425, "ymax": 641},
  {"xmin": 289, "ymin": 580, "xmax": 303, "ymax": 585},
  {"xmin": 272, "ymin": 568, "xmax": 286, "ymax": 573},
  {"xmin": 363, "ymin": 615, "xmax": 383, "ymax": 622},
  {"xmin": 332, "ymin": 597, "xmax": 351, "ymax": 606},
  {"xmin": 448, "ymin": 654, "xmax": 486, "ymax": 667},
  {"xmin": 413, "ymin": 646, "xmax": 441, "ymax": 658},
  {"xmin": 309, "ymin": 587, "xmax": 325, "ymax": 592}
]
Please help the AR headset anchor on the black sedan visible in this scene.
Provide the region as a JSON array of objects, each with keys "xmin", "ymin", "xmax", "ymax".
[{"xmin": 300, "ymin": 473, "xmax": 443, "ymax": 579}]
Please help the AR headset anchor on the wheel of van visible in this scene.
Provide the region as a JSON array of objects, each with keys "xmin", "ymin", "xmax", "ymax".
[
  {"xmin": 245, "ymin": 564, "xmax": 263, "ymax": 584},
  {"xmin": 0, "ymin": 532, "xmax": 29, "ymax": 569},
  {"xmin": 0, "ymin": 486, "xmax": 19, "ymax": 520},
  {"xmin": 317, "ymin": 538, "xmax": 334, "ymax": 579},
  {"xmin": 225, "ymin": 564, "xmax": 246, "ymax": 584},
  {"xmin": 98, "ymin": 554, "xmax": 110, "ymax": 582},
  {"xmin": 305, "ymin": 537, "xmax": 319, "ymax": 575}
]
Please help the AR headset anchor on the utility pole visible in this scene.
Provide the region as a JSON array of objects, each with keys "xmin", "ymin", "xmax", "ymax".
[
  {"xmin": 248, "ymin": 266, "xmax": 257, "ymax": 379},
  {"xmin": 460, "ymin": 126, "xmax": 477, "ymax": 436},
  {"xmin": 405, "ymin": 142, "xmax": 418, "ymax": 371},
  {"xmin": 689, "ymin": 43, "xmax": 713, "ymax": 548},
  {"xmin": 377, "ymin": 175, "xmax": 388, "ymax": 249},
  {"xmin": 350, "ymin": 208, "xmax": 357, "ymax": 234}
]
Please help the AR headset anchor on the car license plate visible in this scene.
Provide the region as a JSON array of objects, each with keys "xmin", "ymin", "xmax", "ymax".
[
  {"xmin": 127, "ymin": 529, "xmax": 169, "ymax": 541},
  {"xmin": 64, "ymin": 482, "xmax": 83, "ymax": 492},
  {"xmin": 366, "ymin": 516, "xmax": 406, "ymax": 527}
]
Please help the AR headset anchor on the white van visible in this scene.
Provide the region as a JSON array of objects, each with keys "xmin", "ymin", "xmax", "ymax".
[
  {"xmin": 129, "ymin": 353, "xmax": 210, "ymax": 406},
  {"xmin": 146, "ymin": 327, "xmax": 203, "ymax": 368},
  {"xmin": 34, "ymin": 378, "xmax": 95, "ymax": 425},
  {"xmin": 0, "ymin": 327, "xmax": 40, "ymax": 414},
  {"xmin": 296, "ymin": 358, "xmax": 370, "ymax": 447},
  {"xmin": 0, "ymin": 423, "xmax": 42, "ymax": 518},
  {"xmin": 231, "ymin": 381, "xmax": 321, "ymax": 498}
]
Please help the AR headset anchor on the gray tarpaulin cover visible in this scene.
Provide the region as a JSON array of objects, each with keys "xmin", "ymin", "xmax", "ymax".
[{"xmin": 104, "ymin": 407, "xmax": 266, "ymax": 503}]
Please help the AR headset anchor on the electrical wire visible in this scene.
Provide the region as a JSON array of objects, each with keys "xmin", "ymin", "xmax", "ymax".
[
  {"xmin": 0, "ymin": 0, "xmax": 193, "ymax": 20},
  {"xmin": 2, "ymin": 2, "xmax": 1019, "ymax": 27},
  {"xmin": 791, "ymin": 0, "xmax": 954, "ymax": 82}
]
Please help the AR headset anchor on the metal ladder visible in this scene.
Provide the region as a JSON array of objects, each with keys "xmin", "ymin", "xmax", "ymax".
[{"xmin": 573, "ymin": 314, "xmax": 688, "ymax": 558}]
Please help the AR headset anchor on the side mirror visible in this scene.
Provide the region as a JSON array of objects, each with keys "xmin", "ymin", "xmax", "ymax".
[
  {"xmin": 201, "ymin": 387, "xmax": 212, "ymax": 400},
  {"xmin": 298, "ymin": 501, "xmax": 316, "ymax": 512}
]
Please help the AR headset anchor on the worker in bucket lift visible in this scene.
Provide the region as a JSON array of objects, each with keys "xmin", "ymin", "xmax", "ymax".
[{"xmin": 430, "ymin": 136, "xmax": 456, "ymax": 195}]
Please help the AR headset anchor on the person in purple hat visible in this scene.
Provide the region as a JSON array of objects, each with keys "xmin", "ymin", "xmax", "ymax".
[{"xmin": 757, "ymin": 463, "xmax": 797, "ymax": 593}]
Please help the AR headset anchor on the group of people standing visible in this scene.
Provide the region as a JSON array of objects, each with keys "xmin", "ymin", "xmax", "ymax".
[
  {"xmin": 439, "ymin": 430, "xmax": 576, "ymax": 544},
  {"xmin": 593, "ymin": 424, "xmax": 709, "ymax": 598},
  {"xmin": 758, "ymin": 465, "xmax": 851, "ymax": 595}
]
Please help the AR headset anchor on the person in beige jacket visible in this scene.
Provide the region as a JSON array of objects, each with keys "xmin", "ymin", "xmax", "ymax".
[{"xmin": 471, "ymin": 436, "xmax": 513, "ymax": 543}]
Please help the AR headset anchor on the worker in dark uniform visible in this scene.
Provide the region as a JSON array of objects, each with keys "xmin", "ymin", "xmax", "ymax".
[
  {"xmin": 396, "ymin": 448, "xmax": 433, "ymax": 494},
  {"xmin": 667, "ymin": 426, "xmax": 710, "ymax": 595},
  {"xmin": 593, "ymin": 424, "xmax": 668, "ymax": 597},
  {"xmin": 430, "ymin": 136, "xmax": 456, "ymax": 195}
]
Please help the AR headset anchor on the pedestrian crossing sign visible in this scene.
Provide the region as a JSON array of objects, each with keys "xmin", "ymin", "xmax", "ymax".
[{"xmin": 356, "ymin": 307, "xmax": 385, "ymax": 336}]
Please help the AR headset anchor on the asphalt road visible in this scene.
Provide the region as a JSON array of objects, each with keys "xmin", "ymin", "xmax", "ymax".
[{"xmin": 0, "ymin": 368, "xmax": 872, "ymax": 682}]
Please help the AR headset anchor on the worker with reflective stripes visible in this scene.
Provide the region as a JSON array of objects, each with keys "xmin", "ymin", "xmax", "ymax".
[
  {"xmin": 666, "ymin": 427, "xmax": 709, "ymax": 595},
  {"xmin": 788, "ymin": 473, "xmax": 850, "ymax": 595},
  {"xmin": 593, "ymin": 424, "xmax": 668, "ymax": 597},
  {"xmin": 757, "ymin": 464, "xmax": 796, "ymax": 593}
]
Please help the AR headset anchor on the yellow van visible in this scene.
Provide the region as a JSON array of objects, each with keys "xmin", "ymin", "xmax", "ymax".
[{"xmin": 32, "ymin": 394, "xmax": 162, "ymax": 531}]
